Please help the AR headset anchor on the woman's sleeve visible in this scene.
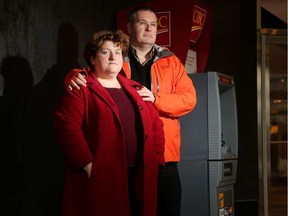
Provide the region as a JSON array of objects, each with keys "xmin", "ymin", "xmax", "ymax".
[{"xmin": 53, "ymin": 88, "xmax": 93, "ymax": 170}]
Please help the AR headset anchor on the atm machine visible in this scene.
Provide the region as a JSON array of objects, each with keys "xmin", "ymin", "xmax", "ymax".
[{"xmin": 179, "ymin": 72, "xmax": 238, "ymax": 216}]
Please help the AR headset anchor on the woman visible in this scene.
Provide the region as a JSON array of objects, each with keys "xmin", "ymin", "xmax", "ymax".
[{"xmin": 53, "ymin": 30, "xmax": 165, "ymax": 216}]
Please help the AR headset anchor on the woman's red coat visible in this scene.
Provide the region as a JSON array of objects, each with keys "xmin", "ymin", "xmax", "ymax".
[{"xmin": 53, "ymin": 71, "xmax": 165, "ymax": 216}]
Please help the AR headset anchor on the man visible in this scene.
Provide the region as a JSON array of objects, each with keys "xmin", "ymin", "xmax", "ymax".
[{"xmin": 66, "ymin": 7, "xmax": 197, "ymax": 216}]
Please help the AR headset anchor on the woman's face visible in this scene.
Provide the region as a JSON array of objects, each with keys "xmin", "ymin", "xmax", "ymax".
[{"xmin": 90, "ymin": 40, "xmax": 123, "ymax": 78}]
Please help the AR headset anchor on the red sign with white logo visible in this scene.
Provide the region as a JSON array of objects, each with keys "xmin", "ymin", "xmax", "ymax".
[
  {"xmin": 190, "ymin": 5, "xmax": 207, "ymax": 43},
  {"xmin": 156, "ymin": 11, "xmax": 171, "ymax": 47}
]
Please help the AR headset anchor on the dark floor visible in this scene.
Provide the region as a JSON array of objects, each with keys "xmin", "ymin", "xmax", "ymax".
[
  {"xmin": 235, "ymin": 200, "xmax": 258, "ymax": 216},
  {"xmin": 270, "ymin": 177, "xmax": 287, "ymax": 216}
]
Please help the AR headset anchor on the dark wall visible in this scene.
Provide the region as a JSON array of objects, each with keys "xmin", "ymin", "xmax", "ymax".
[{"xmin": 0, "ymin": 0, "xmax": 258, "ymax": 215}]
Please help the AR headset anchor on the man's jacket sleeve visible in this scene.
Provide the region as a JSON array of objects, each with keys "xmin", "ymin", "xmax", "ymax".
[{"xmin": 153, "ymin": 56, "xmax": 197, "ymax": 118}]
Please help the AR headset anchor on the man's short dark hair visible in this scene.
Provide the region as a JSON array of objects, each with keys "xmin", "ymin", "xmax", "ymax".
[{"xmin": 127, "ymin": 6, "xmax": 156, "ymax": 24}]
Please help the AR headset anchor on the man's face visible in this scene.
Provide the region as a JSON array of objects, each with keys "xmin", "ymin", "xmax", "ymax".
[{"xmin": 128, "ymin": 10, "xmax": 157, "ymax": 47}]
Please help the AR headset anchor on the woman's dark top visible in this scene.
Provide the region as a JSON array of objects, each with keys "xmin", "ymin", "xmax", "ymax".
[{"xmin": 105, "ymin": 87, "xmax": 143, "ymax": 167}]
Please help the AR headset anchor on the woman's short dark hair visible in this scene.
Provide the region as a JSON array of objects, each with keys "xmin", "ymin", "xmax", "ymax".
[{"xmin": 83, "ymin": 30, "xmax": 129, "ymax": 70}]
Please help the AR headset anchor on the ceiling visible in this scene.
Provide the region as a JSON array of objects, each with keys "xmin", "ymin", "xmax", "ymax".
[{"xmin": 261, "ymin": 0, "xmax": 287, "ymax": 23}]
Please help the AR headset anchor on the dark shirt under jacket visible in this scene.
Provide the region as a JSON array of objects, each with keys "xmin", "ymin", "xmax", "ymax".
[
  {"xmin": 105, "ymin": 87, "xmax": 143, "ymax": 167},
  {"xmin": 129, "ymin": 47, "xmax": 155, "ymax": 90}
]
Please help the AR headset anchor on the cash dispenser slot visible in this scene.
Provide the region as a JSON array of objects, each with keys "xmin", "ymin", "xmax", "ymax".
[
  {"xmin": 221, "ymin": 160, "xmax": 237, "ymax": 183},
  {"xmin": 223, "ymin": 162, "xmax": 233, "ymax": 176}
]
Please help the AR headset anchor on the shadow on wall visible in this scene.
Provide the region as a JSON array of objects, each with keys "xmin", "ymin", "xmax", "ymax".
[
  {"xmin": 21, "ymin": 22, "xmax": 81, "ymax": 216},
  {"xmin": 0, "ymin": 22, "xmax": 81, "ymax": 216},
  {"xmin": 0, "ymin": 54, "xmax": 33, "ymax": 215}
]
